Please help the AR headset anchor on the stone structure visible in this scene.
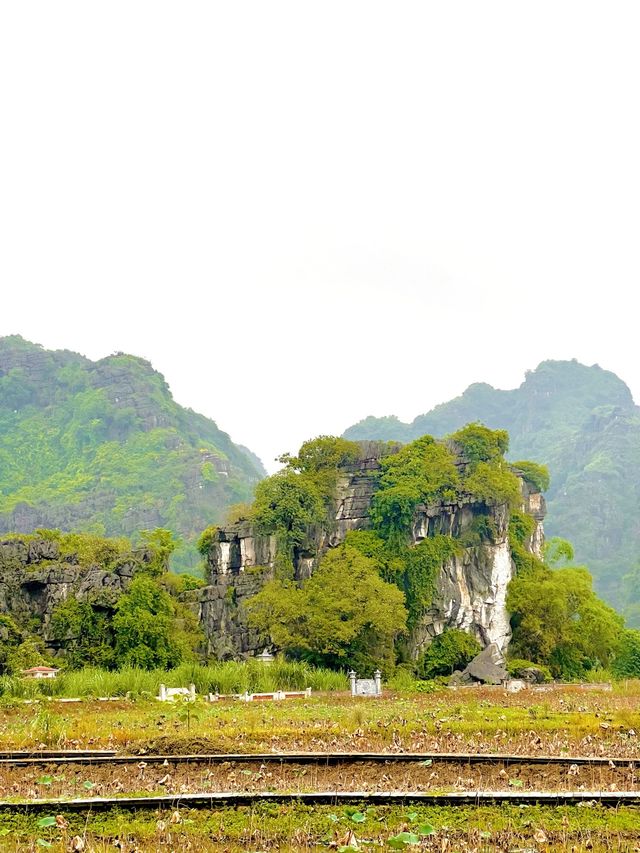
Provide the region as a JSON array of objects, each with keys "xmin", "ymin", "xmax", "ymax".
[
  {"xmin": 350, "ymin": 670, "xmax": 383, "ymax": 696},
  {"xmin": 191, "ymin": 444, "xmax": 546, "ymax": 660}
]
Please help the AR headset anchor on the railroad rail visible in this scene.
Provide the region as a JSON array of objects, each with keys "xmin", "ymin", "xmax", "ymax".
[
  {"xmin": 0, "ymin": 750, "xmax": 115, "ymax": 761},
  {"xmin": 1, "ymin": 750, "xmax": 638, "ymax": 768},
  {"xmin": 2, "ymin": 789, "xmax": 640, "ymax": 812}
]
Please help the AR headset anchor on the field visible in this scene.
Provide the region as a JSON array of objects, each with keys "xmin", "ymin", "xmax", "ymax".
[{"xmin": 1, "ymin": 679, "xmax": 640, "ymax": 850}]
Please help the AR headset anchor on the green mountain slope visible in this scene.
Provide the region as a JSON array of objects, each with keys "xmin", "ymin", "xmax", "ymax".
[
  {"xmin": 344, "ymin": 360, "xmax": 640, "ymax": 610},
  {"xmin": 0, "ymin": 336, "xmax": 265, "ymax": 571}
]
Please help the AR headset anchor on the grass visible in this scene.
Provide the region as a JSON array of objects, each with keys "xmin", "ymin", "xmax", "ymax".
[
  {"xmin": 2, "ymin": 683, "xmax": 640, "ymax": 848},
  {"xmin": 0, "ymin": 659, "xmax": 348, "ymax": 700},
  {"xmin": 2, "ymin": 802, "xmax": 640, "ymax": 850},
  {"xmin": 0, "ymin": 682, "xmax": 639, "ymax": 755}
]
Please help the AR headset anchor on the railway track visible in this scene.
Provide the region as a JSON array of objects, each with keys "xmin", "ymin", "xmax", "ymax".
[
  {"xmin": 0, "ymin": 750, "xmax": 115, "ymax": 761},
  {"xmin": 2, "ymin": 789, "xmax": 640, "ymax": 812},
  {"xmin": 0, "ymin": 750, "xmax": 638, "ymax": 768}
]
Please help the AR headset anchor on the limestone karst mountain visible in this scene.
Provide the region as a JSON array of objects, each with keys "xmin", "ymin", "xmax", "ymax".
[
  {"xmin": 344, "ymin": 359, "xmax": 640, "ymax": 612},
  {"xmin": 0, "ymin": 336, "xmax": 265, "ymax": 570}
]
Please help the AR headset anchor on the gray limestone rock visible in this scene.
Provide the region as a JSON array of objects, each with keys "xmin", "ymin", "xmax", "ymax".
[
  {"xmin": 462, "ymin": 642, "xmax": 508, "ymax": 684},
  {"xmin": 197, "ymin": 444, "xmax": 546, "ymax": 661}
]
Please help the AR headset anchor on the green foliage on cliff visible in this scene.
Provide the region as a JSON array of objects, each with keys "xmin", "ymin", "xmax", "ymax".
[
  {"xmin": 0, "ymin": 336, "xmax": 265, "ymax": 573},
  {"xmin": 252, "ymin": 436, "xmax": 361, "ymax": 564},
  {"xmin": 1, "ymin": 528, "xmax": 204, "ymax": 672},
  {"xmin": 370, "ymin": 436, "xmax": 460, "ymax": 543},
  {"xmin": 253, "ymin": 470, "xmax": 325, "ymax": 550},
  {"xmin": 245, "ymin": 544, "xmax": 407, "ymax": 674},
  {"xmin": 449, "ymin": 423, "xmax": 509, "ymax": 463},
  {"xmin": 344, "ymin": 358, "xmax": 639, "ymax": 607},
  {"xmin": 512, "ymin": 460, "xmax": 550, "ymax": 493},
  {"xmin": 50, "ymin": 598, "xmax": 115, "ymax": 669}
]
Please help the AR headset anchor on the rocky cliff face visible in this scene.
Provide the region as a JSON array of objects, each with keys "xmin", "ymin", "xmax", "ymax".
[
  {"xmin": 194, "ymin": 449, "xmax": 545, "ymax": 659},
  {"xmin": 0, "ymin": 538, "xmax": 146, "ymax": 651}
]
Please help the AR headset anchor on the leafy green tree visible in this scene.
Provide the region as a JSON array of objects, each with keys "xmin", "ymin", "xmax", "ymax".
[
  {"xmin": 463, "ymin": 460, "xmax": 521, "ymax": 507},
  {"xmin": 112, "ymin": 576, "xmax": 201, "ymax": 669},
  {"xmin": 5, "ymin": 637, "xmax": 50, "ymax": 674},
  {"xmin": 253, "ymin": 470, "xmax": 325, "ymax": 549},
  {"xmin": 612, "ymin": 629, "xmax": 640, "ymax": 678},
  {"xmin": 512, "ymin": 460, "xmax": 550, "ymax": 492},
  {"xmin": 371, "ymin": 436, "xmax": 460, "ymax": 543},
  {"xmin": 448, "ymin": 423, "xmax": 509, "ymax": 464},
  {"xmin": 280, "ymin": 436, "xmax": 361, "ymax": 475},
  {"xmin": 0, "ymin": 615, "xmax": 22, "ymax": 674},
  {"xmin": 139, "ymin": 528, "xmax": 180, "ymax": 575},
  {"xmin": 417, "ymin": 629, "xmax": 481, "ymax": 678},
  {"xmin": 507, "ymin": 563, "xmax": 623, "ymax": 678},
  {"xmin": 544, "ymin": 537, "xmax": 575, "ymax": 566},
  {"xmin": 246, "ymin": 545, "xmax": 407, "ymax": 674},
  {"xmin": 50, "ymin": 597, "xmax": 115, "ymax": 669}
]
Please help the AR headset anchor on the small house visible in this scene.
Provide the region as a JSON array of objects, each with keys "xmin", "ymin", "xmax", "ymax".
[{"xmin": 21, "ymin": 666, "xmax": 60, "ymax": 679}]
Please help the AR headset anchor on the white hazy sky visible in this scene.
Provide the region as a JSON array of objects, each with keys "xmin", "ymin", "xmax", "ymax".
[{"xmin": 2, "ymin": 2, "xmax": 639, "ymax": 472}]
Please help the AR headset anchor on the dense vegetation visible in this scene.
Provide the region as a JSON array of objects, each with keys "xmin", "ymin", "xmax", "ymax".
[
  {"xmin": 0, "ymin": 529, "xmax": 203, "ymax": 674},
  {"xmin": 246, "ymin": 428, "xmax": 540, "ymax": 673},
  {"xmin": 0, "ymin": 336, "xmax": 264, "ymax": 572},
  {"xmin": 344, "ymin": 358, "xmax": 640, "ymax": 611},
  {"xmin": 243, "ymin": 428, "xmax": 640, "ymax": 681}
]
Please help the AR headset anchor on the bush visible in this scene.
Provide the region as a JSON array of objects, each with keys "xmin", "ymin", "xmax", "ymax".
[
  {"xmin": 612, "ymin": 629, "xmax": 640, "ymax": 679},
  {"xmin": 448, "ymin": 423, "xmax": 509, "ymax": 464},
  {"xmin": 512, "ymin": 460, "xmax": 550, "ymax": 493},
  {"xmin": 417, "ymin": 629, "xmax": 481, "ymax": 679},
  {"xmin": 506, "ymin": 658, "xmax": 552, "ymax": 683}
]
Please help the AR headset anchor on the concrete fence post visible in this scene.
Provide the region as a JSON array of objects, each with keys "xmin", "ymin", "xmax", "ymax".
[{"xmin": 349, "ymin": 670, "xmax": 357, "ymax": 697}]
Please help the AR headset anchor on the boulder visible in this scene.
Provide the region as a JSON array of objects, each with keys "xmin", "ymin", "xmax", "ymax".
[{"xmin": 461, "ymin": 642, "xmax": 508, "ymax": 684}]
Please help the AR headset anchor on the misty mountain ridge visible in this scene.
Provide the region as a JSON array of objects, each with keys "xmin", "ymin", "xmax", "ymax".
[
  {"xmin": 344, "ymin": 359, "xmax": 640, "ymax": 612},
  {"xmin": 0, "ymin": 335, "xmax": 265, "ymax": 571}
]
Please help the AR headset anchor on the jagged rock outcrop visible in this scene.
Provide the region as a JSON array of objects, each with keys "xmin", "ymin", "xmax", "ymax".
[
  {"xmin": 194, "ymin": 447, "xmax": 546, "ymax": 659},
  {"xmin": 0, "ymin": 538, "xmax": 146, "ymax": 650}
]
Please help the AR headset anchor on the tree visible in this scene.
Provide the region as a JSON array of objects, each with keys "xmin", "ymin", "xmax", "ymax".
[
  {"xmin": 0, "ymin": 615, "xmax": 22, "ymax": 674},
  {"xmin": 50, "ymin": 597, "xmax": 115, "ymax": 669},
  {"xmin": 139, "ymin": 528, "xmax": 180, "ymax": 576},
  {"xmin": 112, "ymin": 576, "xmax": 201, "ymax": 669},
  {"xmin": 612, "ymin": 629, "xmax": 640, "ymax": 678},
  {"xmin": 448, "ymin": 423, "xmax": 509, "ymax": 464},
  {"xmin": 253, "ymin": 470, "xmax": 324, "ymax": 549},
  {"xmin": 246, "ymin": 544, "xmax": 407, "ymax": 674},
  {"xmin": 507, "ymin": 563, "xmax": 623, "ymax": 678},
  {"xmin": 5, "ymin": 637, "xmax": 49, "ymax": 674}
]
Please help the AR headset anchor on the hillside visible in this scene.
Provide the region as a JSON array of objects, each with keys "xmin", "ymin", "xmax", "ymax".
[
  {"xmin": 344, "ymin": 360, "xmax": 640, "ymax": 612},
  {"xmin": 0, "ymin": 336, "xmax": 265, "ymax": 570}
]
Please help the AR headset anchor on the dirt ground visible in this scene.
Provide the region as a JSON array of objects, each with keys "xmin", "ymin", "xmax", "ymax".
[{"xmin": 0, "ymin": 757, "xmax": 638, "ymax": 800}]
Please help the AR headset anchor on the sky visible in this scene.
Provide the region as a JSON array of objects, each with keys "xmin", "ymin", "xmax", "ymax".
[{"xmin": 1, "ymin": 2, "xmax": 640, "ymax": 472}]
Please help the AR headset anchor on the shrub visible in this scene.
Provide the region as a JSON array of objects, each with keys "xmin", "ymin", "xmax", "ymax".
[
  {"xmin": 417, "ymin": 629, "xmax": 481, "ymax": 679},
  {"xmin": 612, "ymin": 629, "xmax": 640, "ymax": 679},
  {"xmin": 448, "ymin": 423, "xmax": 509, "ymax": 464},
  {"xmin": 506, "ymin": 658, "xmax": 552, "ymax": 683},
  {"xmin": 512, "ymin": 460, "xmax": 550, "ymax": 493}
]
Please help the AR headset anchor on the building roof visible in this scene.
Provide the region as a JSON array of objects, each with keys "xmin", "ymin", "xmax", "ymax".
[{"xmin": 21, "ymin": 666, "xmax": 60, "ymax": 674}]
